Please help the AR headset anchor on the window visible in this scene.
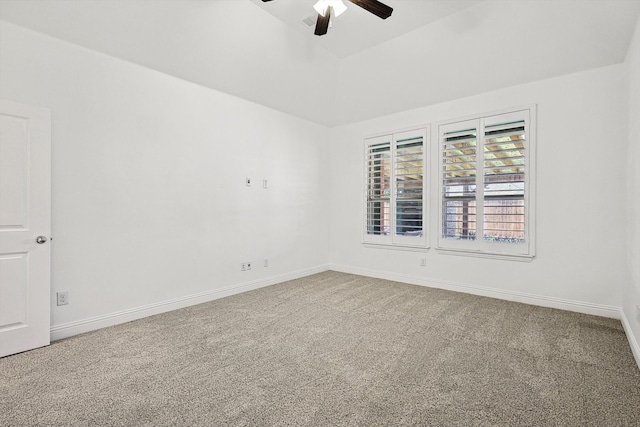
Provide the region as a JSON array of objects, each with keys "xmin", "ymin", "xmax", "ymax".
[
  {"xmin": 438, "ymin": 108, "xmax": 535, "ymax": 258},
  {"xmin": 364, "ymin": 128, "xmax": 428, "ymax": 247}
]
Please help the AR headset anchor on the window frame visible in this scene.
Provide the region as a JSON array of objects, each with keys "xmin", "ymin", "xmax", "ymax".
[
  {"xmin": 363, "ymin": 127, "xmax": 429, "ymax": 249},
  {"xmin": 436, "ymin": 106, "xmax": 536, "ymax": 260}
]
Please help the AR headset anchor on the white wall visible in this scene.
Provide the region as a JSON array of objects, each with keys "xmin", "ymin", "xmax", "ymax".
[
  {"xmin": 329, "ymin": 64, "xmax": 629, "ymax": 316},
  {"xmin": 332, "ymin": 0, "xmax": 640, "ymax": 127},
  {"xmin": 624, "ymin": 16, "xmax": 640, "ymax": 364},
  {"xmin": 0, "ymin": 0, "xmax": 341, "ymax": 126},
  {"xmin": 0, "ymin": 21, "xmax": 330, "ymax": 336}
]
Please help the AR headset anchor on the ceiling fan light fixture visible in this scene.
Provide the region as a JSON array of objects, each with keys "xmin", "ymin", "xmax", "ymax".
[{"xmin": 313, "ymin": 0, "xmax": 347, "ymax": 17}]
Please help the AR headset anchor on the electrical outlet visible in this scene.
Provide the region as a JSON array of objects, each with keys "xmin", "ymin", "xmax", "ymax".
[
  {"xmin": 241, "ymin": 263, "xmax": 246, "ymax": 271},
  {"xmin": 420, "ymin": 258, "xmax": 426, "ymax": 267},
  {"xmin": 264, "ymin": 258, "xmax": 269, "ymax": 267},
  {"xmin": 246, "ymin": 178, "xmax": 251, "ymax": 187},
  {"xmin": 246, "ymin": 262, "xmax": 251, "ymax": 271},
  {"xmin": 57, "ymin": 291, "xmax": 69, "ymax": 306},
  {"xmin": 263, "ymin": 179, "xmax": 269, "ymax": 189}
]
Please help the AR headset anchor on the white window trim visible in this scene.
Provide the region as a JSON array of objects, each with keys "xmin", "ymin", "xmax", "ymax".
[
  {"xmin": 363, "ymin": 127, "xmax": 430, "ymax": 250},
  {"xmin": 435, "ymin": 248, "xmax": 534, "ymax": 262},
  {"xmin": 435, "ymin": 105, "xmax": 537, "ymax": 260}
]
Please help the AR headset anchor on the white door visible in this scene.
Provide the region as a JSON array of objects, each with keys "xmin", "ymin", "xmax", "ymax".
[{"xmin": 0, "ymin": 99, "xmax": 51, "ymax": 358}]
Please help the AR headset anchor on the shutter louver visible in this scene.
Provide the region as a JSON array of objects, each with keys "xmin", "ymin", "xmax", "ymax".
[
  {"xmin": 366, "ymin": 141, "xmax": 391, "ymax": 236},
  {"xmin": 442, "ymin": 128, "xmax": 477, "ymax": 241},
  {"xmin": 395, "ymin": 136, "xmax": 424, "ymax": 237}
]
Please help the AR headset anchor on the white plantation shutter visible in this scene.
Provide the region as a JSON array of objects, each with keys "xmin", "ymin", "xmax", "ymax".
[
  {"xmin": 393, "ymin": 131, "xmax": 426, "ymax": 245},
  {"xmin": 364, "ymin": 129, "xmax": 428, "ymax": 247},
  {"xmin": 365, "ymin": 136, "xmax": 391, "ymax": 238},
  {"xmin": 438, "ymin": 108, "xmax": 535, "ymax": 257},
  {"xmin": 483, "ymin": 120, "xmax": 526, "ymax": 244},
  {"xmin": 441, "ymin": 123, "xmax": 478, "ymax": 242}
]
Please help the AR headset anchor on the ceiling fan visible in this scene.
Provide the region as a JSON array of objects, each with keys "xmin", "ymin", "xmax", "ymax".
[{"xmin": 261, "ymin": 0, "xmax": 393, "ymax": 36}]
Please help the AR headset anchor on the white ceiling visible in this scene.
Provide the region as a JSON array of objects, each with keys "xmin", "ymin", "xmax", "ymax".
[
  {"xmin": 1, "ymin": 0, "xmax": 639, "ymax": 127},
  {"xmin": 249, "ymin": 0, "xmax": 485, "ymax": 58}
]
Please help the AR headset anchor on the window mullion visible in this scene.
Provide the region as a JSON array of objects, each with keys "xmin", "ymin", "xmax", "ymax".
[
  {"xmin": 477, "ymin": 118, "xmax": 486, "ymax": 250},
  {"xmin": 390, "ymin": 138, "xmax": 398, "ymax": 244}
]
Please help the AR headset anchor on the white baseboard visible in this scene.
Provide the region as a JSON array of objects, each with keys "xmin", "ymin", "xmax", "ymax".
[
  {"xmin": 50, "ymin": 264, "xmax": 330, "ymax": 341},
  {"xmin": 329, "ymin": 264, "xmax": 621, "ymax": 319},
  {"xmin": 620, "ymin": 308, "xmax": 640, "ymax": 370}
]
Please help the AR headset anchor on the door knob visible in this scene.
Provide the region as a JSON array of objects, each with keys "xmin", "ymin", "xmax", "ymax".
[{"xmin": 36, "ymin": 235, "xmax": 48, "ymax": 244}]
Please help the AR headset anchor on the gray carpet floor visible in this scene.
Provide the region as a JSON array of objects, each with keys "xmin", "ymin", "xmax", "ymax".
[{"xmin": 2, "ymin": 271, "xmax": 639, "ymax": 426}]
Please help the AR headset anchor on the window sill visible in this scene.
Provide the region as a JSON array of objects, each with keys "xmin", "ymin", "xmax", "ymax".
[
  {"xmin": 363, "ymin": 242, "xmax": 430, "ymax": 252},
  {"xmin": 435, "ymin": 248, "xmax": 534, "ymax": 262}
]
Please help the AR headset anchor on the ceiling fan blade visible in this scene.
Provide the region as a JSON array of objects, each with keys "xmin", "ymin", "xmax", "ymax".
[
  {"xmin": 261, "ymin": 0, "xmax": 273, "ymax": 2},
  {"xmin": 314, "ymin": 9, "xmax": 331, "ymax": 36},
  {"xmin": 348, "ymin": 0, "xmax": 393, "ymax": 19}
]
